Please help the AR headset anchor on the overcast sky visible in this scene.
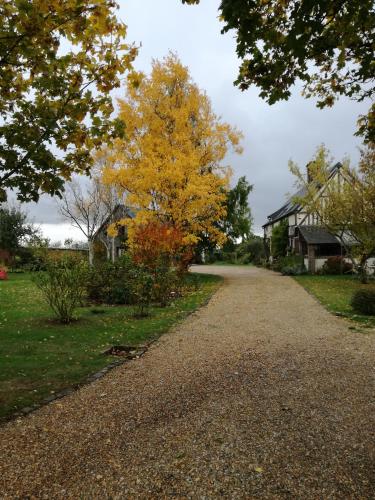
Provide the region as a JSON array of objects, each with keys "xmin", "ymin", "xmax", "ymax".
[{"xmin": 21, "ymin": 0, "xmax": 369, "ymax": 241}]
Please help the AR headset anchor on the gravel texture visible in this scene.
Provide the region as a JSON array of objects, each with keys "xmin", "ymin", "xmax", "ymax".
[{"xmin": 0, "ymin": 265, "xmax": 374, "ymax": 498}]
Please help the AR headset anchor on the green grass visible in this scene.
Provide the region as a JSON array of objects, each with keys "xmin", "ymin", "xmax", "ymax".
[
  {"xmin": 293, "ymin": 275, "xmax": 375, "ymax": 329},
  {"xmin": 0, "ymin": 272, "xmax": 222, "ymax": 422}
]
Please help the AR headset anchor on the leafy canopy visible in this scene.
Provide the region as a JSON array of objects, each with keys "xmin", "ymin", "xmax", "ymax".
[
  {"xmin": 102, "ymin": 54, "xmax": 243, "ymax": 250},
  {"xmin": 0, "ymin": 0, "xmax": 137, "ymax": 202},
  {"xmin": 183, "ymin": 0, "xmax": 375, "ymax": 142},
  {"xmin": 271, "ymin": 219, "xmax": 289, "ymax": 258},
  {"xmin": 0, "ymin": 204, "xmax": 38, "ymax": 253},
  {"xmin": 195, "ymin": 175, "xmax": 253, "ymax": 258},
  {"xmin": 224, "ymin": 176, "xmax": 253, "ymax": 245},
  {"xmin": 130, "ymin": 221, "xmax": 185, "ymax": 269}
]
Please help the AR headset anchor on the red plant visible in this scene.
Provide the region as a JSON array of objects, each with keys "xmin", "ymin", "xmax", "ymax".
[
  {"xmin": 131, "ymin": 222, "xmax": 191, "ymax": 268},
  {"xmin": 131, "ymin": 221, "xmax": 185, "ymax": 269},
  {"xmin": 0, "ymin": 269, "xmax": 8, "ymax": 280}
]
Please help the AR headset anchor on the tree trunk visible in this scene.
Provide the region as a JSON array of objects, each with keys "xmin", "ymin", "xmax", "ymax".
[
  {"xmin": 358, "ymin": 255, "xmax": 369, "ymax": 284},
  {"xmin": 111, "ymin": 237, "xmax": 116, "ymax": 263},
  {"xmin": 88, "ymin": 239, "xmax": 94, "ymax": 266}
]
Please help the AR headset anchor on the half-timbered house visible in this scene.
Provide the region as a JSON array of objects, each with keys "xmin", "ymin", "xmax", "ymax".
[{"xmin": 263, "ymin": 163, "xmax": 352, "ymax": 272}]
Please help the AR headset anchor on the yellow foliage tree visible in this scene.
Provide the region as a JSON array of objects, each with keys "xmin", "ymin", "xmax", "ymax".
[{"xmin": 101, "ymin": 54, "xmax": 243, "ymax": 253}]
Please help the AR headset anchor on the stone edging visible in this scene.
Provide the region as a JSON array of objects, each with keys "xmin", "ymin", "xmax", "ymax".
[{"xmin": 7, "ymin": 342, "xmax": 154, "ymax": 424}]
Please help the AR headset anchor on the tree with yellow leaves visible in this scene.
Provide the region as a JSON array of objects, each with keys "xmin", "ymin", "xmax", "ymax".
[
  {"xmin": 101, "ymin": 54, "xmax": 243, "ymax": 259},
  {"xmin": 0, "ymin": 0, "xmax": 137, "ymax": 202}
]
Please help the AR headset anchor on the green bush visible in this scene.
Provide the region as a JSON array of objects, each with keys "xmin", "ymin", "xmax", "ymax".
[
  {"xmin": 34, "ymin": 256, "xmax": 88, "ymax": 323},
  {"xmin": 278, "ymin": 255, "xmax": 306, "ymax": 275},
  {"xmin": 152, "ymin": 263, "xmax": 178, "ymax": 307},
  {"xmin": 130, "ymin": 265, "xmax": 154, "ymax": 317},
  {"xmin": 237, "ymin": 253, "xmax": 252, "ymax": 264},
  {"xmin": 281, "ymin": 265, "xmax": 307, "ymax": 276},
  {"xmin": 87, "ymin": 254, "xmax": 182, "ymax": 311},
  {"xmin": 321, "ymin": 256, "xmax": 353, "ymax": 275},
  {"xmin": 10, "ymin": 246, "xmax": 47, "ymax": 272},
  {"xmin": 238, "ymin": 237, "xmax": 265, "ymax": 265},
  {"xmin": 271, "ymin": 220, "xmax": 289, "ymax": 258},
  {"xmin": 87, "ymin": 254, "xmax": 133, "ymax": 305},
  {"xmin": 350, "ymin": 288, "xmax": 375, "ymax": 315}
]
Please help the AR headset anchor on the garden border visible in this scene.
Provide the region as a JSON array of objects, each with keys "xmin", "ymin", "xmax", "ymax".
[{"xmin": 7, "ymin": 341, "xmax": 155, "ymax": 424}]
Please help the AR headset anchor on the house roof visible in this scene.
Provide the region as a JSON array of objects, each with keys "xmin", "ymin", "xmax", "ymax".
[
  {"xmin": 94, "ymin": 204, "xmax": 135, "ymax": 238},
  {"xmin": 263, "ymin": 186, "xmax": 306, "ymax": 228},
  {"xmin": 263, "ymin": 162, "xmax": 342, "ymax": 228},
  {"xmin": 298, "ymin": 226, "xmax": 339, "ymax": 245}
]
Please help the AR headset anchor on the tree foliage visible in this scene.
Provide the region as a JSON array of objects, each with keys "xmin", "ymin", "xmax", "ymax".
[
  {"xmin": 101, "ymin": 54, "xmax": 242, "ymax": 252},
  {"xmin": 34, "ymin": 256, "xmax": 88, "ymax": 323},
  {"xmin": 0, "ymin": 204, "xmax": 38, "ymax": 253},
  {"xmin": 0, "ymin": 0, "xmax": 137, "ymax": 201},
  {"xmin": 223, "ymin": 176, "xmax": 253, "ymax": 246},
  {"xmin": 271, "ymin": 219, "xmax": 289, "ymax": 258},
  {"xmin": 131, "ymin": 222, "xmax": 184, "ymax": 268},
  {"xmin": 183, "ymin": 0, "xmax": 375, "ymax": 142},
  {"xmin": 290, "ymin": 144, "xmax": 375, "ymax": 282},
  {"xmin": 194, "ymin": 175, "xmax": 253, "ymax": 261}
]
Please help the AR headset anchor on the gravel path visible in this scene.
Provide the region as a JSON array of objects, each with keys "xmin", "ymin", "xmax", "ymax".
[{"xmin": 0, "ymin": 265, "xmax": 374, "ymax": 499}]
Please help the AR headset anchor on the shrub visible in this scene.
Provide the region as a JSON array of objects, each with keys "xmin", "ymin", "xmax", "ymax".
[
  {"xmin": 130, "ymin": 265, "xmax": 154, "ymax": 317},
  {"xmin": 350, "ymin": 288, "xmax": 375, "ymax": 315},
  {"xmin": 86, "ymin": 254, "xmax": 133, "ymax": 305},
  {"xmin": 281, "ymin": 265, "xmax": 307, "ymax": 276},
  {"xmin": 131, "ymin": 221, "xmax": 184, "ymax": 269},
  {"xmin": 237, "ymin": 253, "xmax": 252, "ymax": 264},
  {"xmin": 237, "ymin": 237, "xmax": 266, "ymax": 265},
  {"xmin": 34, "ymin": 256, "xmax": 88, "ymax": 323},
  {"xmin": 278, "ymin": 255, "xmax": 306, "ymax": 275},
  {"xmin": 11, "ymin": 245, "xmax": 47, "ymax": 271},
  {"xmin": 321, "ymin": 256, "xmax": 353, "ymax": 275},
  {"xmin": 257, "ymin": 258, "xmax": 270, "ymax": 269},
  {"xmin": 271, "ymin": 219, "xmax": 289, "ymax": 258},
  {"xmin": 271, "ymin": 255, "xmax": 306, "ymax": 275},
  {"xmin": 0, "ymin": 268, "xmax": 8, "ymax": 280},
  {"xmin": 152, "ymin": 263, "xmax": 178, "ymax": 307}
]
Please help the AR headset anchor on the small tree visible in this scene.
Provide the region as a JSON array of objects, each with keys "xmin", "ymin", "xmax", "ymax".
[
  {"xmin": 34, "ymin": 256, "xmax": 88, "ymax": 324},
  {"xmin": 271, "ymin": 219, "xmax": 289, "ymax": 258},
  {"xmin": 130, "ymin": 221, "xmax": 183, "ymax": 305},
  {"xmin": 0, "ymin": 204, "xmax": 38, "ymax": 257},
  {"xmin": 222, "ymin": 176, "xmax": 253, "ymax": 251},
  {"xmin": 60, "ymin": 172, "xmax": 117, "ymax": 265},
  {"xmin": 130, "ymin": 265, "xmax": 154, "ymax": 318}
]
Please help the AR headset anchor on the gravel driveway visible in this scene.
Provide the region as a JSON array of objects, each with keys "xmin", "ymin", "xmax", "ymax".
[{"xmin": 0, "ymin": 265, "xmax": 374, "ymax": 498}]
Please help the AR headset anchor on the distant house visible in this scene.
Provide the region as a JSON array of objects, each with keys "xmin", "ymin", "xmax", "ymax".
[
  {"xmin": 263, "ymin": 163, "xmax": 355, "ymax": 273},
  {"xmin": 93, "ymin": 205, "xmax": 135, "ymax": 261}
]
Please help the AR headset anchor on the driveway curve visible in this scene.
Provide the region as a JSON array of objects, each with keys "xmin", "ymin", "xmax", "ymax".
[{"xmin": 0, "ymin": 265, "xmax": 374, "ymax": 498}]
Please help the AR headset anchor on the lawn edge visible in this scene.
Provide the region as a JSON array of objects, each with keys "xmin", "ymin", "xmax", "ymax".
[
  {"xmin": 2, "ymin": 273, "xmax": 223, "ymax": 425},
  {"xmin": 292, "ymin": 276, "xmax": 374, "ymax": 332}
]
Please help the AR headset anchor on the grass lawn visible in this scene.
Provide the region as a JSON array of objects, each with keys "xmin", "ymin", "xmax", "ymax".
[
  {"xmin": 294, "ymin": 275, "xmax": 375, "ymax": 329},
  {"xmin": 0, "ymin": 272, "xmax": 222, "ymax": 422}
]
